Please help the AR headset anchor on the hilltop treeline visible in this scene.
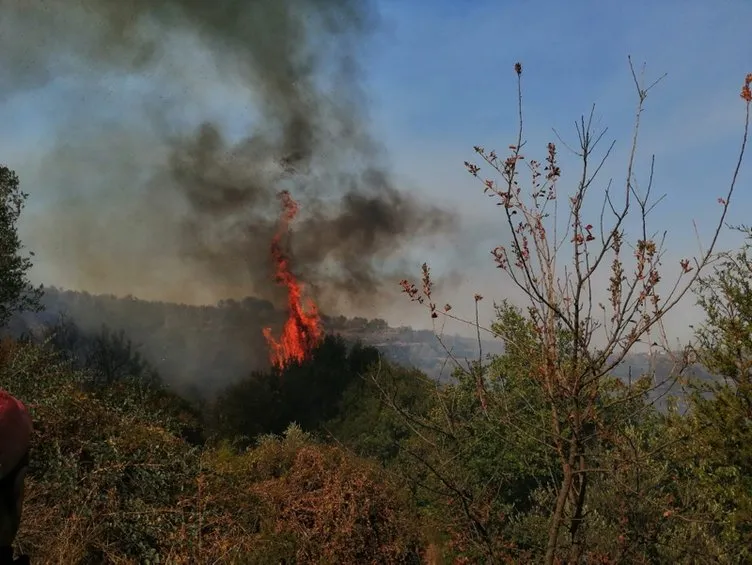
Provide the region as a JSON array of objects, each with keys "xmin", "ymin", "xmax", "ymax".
[{"xmin": 8, "ymin": 286, "xmax": 498, "ymax": 396}]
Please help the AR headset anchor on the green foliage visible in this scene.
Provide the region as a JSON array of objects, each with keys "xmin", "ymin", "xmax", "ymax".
[
  {"xmin": 47, "ymin": 316, "xmax": 159, "ymax": 387},
  {"xmin": 665, "ymin": 227, "xmax": 752, "ymax": 561},
  {"xmin": 1, "ymin": 338, "xmax": 424, "ymax": 564},
  {"xmin": 325, "ymin": 361, "xmax": 436, "ymax": 465},
  {"xmin": 0, "ymin": 165, "xmax": 42, "ymax": 327},
  {"xmin": 574, "ymin": 387, "xmax": 751, "ymax": 564},
  {"xmin": 209, "ymin": 335, "xmax": 381, "ymax": 442},
  {"xmin": 3, "ymin": 268, "xmax": 752, "ymax": 562},
  {"xmin": 694, "ymin": 227, "xmax": 752, "ymax": 390},
  {"xmin": 370, "ymin": 298, "xmax": 752, "ymax": 563},
  {"xmin": 375, "ymin": 302, "xmax": 559, "ymax": 563},
  {"xmin": 0, "ymin": 338, "xmax": 200, "ymax": 563},
  {"xmin": 7, "ymin": 279, "xmax": 752, "ymax": 563}
]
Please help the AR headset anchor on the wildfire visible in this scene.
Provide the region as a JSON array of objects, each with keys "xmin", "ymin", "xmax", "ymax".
[{"xmin": 262, "ymin": 190, "xmax": 323, "ymax": 369}]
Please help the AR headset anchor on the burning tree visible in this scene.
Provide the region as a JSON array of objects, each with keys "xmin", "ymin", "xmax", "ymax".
[
  {"xmin": 263, "ymin": 190, "xmax": 323, "ymax": 369},
  {"xmin": 399, "ymin": 64, "xmax": 752, "ymax": 562}
]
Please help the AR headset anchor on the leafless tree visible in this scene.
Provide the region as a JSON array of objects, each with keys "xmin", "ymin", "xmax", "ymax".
[{"xmin": 400, "ymin": 63, "xmax": 752, "ymax": 563}]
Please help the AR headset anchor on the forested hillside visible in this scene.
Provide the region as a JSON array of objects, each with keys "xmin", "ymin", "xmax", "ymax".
[
  {"xmin": 9, "ymin": 286, "xmax": 502, "ymax": 395},
  {"xmin": 8, "ymin": 286, "xmax": 715, "ymax": 405}
]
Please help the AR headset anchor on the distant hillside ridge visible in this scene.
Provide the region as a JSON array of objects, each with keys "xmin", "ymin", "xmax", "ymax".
[
  {"xmin": 7, "ymin": 287, "xmax": 501, "ymax": 393},
  {"xmin": 6, "ymin": 287, "xmax": 718, "ymax": 403}
]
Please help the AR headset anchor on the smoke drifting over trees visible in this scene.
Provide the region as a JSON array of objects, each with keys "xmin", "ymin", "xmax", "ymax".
[{"xmin": 2, "ymin": 0, "xmax": 455, "ymax": 310}]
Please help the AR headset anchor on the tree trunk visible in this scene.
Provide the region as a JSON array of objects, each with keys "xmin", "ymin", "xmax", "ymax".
[
  {"xmin": 568, "ymin": 449, "xmax": 588, "ymax": 562},
  {"xmin": 545, "ymin": 457, "xmax": 573, "ymax": 565}
]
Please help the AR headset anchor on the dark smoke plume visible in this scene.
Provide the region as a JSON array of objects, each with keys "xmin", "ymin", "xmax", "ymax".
[{"xmin": 2, "ymin": 0, "xmax": 455, "ymax": 312}]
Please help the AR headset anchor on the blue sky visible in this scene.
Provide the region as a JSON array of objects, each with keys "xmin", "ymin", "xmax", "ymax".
[
  {"xmin": 2, "ymin": 0, "xmax": 751, "ymax": 342},
  {"xmin": 364, "ymin": 0, "xmax": 752, "ymax": 339}
]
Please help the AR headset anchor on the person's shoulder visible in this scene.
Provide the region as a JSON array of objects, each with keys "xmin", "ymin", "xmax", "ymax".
[
  {"xmin": 0, "ymin": 389, "xmax": 32, "ymax": 478},
  {"xmin": 0, "ymin": 390, "xmax": 30, "ymax": 425},
  {"xmin": 0, "ymin": 389, "xmax": 21, "ymax": 409}
]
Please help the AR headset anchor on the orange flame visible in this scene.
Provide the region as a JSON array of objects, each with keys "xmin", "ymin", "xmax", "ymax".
[{"xmin": 262, "ymin": 190, "xmax": 323, "ymax": 369}]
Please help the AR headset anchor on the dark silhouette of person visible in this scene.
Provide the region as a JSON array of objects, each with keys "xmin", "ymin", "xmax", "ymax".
[{"xmin": 0, "ymin": 390, "xmax": 31, "ymax": 565}]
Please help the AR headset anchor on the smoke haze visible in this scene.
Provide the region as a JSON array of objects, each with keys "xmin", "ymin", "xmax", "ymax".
[{"xmin": 2, "ymin": 0, "xmax": 456, "ymax": 314}]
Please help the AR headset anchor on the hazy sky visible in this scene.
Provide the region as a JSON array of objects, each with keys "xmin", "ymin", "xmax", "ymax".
[{"xmin": 2, "ymin": 0, "xmax": 750, "ymax": 344}]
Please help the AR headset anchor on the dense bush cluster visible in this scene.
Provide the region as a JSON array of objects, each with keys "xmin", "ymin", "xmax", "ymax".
[
  {"xmin": 0, "ymin": 337, "xmax": 425, "ymax": 563},
  {"xmin": 3, "ymin": 288, "xmax": 752, "ymax": 563}
]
